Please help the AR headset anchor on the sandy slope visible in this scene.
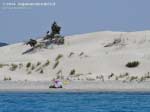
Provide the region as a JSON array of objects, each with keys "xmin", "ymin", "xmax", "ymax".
[{"xmin": 0, "ymin": 31, "xmax": 150, "ymax": 91}]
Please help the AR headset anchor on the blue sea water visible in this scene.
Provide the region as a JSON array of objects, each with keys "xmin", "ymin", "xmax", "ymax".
[{"xmin": 0, "ymin": 92, "xmax": 150, "ymax": 112}]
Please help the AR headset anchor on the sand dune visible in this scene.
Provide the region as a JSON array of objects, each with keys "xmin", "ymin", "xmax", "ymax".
[{"xmin": 0, "ymin": 31, "xmax": 150, "ymax": 91}]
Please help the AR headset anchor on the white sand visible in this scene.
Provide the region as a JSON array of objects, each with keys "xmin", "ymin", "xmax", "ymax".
[
  {"xmin": 0, "ymin": 31, "xmax": 150, "ymax": 91},
  {"xmin": 0, "ymin": 81, "xmax": 150, "ymax": 92}
]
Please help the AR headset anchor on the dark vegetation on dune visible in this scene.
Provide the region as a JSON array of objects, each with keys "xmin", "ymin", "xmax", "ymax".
[
  {"xmin": 23, "ymin": 21, "xmax": 65, "ymax": 55},
  {"xmin": 0, "ymin": 42, "xmax": 8, "ymax": 47},
  {"xmin": 126, "ymin": 61, "xmax": 140, "ymax": 68}
]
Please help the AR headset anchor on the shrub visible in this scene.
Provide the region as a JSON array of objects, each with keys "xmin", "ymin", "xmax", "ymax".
[
  {"xmin": 36, "ymin": 62, "xmax": 41, "ymax": 66},
  {"xmin": 108, "ymin": 73, "xmax": 114, "ymax": 79},
  {"xmin": 115, "ymin": 76, "xmax": 118, "ymax": 80},
  {"xmin": 88, "ymin": 72, "xmax": 92, "ymax": 75},
  {"xmin": 53, "ymin": 61, "xmax": 59, "ymax": 69},
  {"xmin": 43, "ymin": 60, "xmax": 50, "ymax": 67},
  {"xmin": 126, "ymin": 61, "xmax": 139, "ymax": 68},
  {"xmin": 4, "ymin": 77, "xmax": 7, "ymax": 81},
  {"xmin": 56, "ymin": 70, "xmax": 62, "ymax": 75},
  {"xmin": 69, "ymin": 69, "xmax": 76, "ymax": 75},
  {"xmin": 40, "ymin": 69, "xmax": 44, "ymax": 74},
  {"xmin": 35, "ymin": 67, "xmax": 42, "ymax": 72},
  {"xmin": 9, "ymin": 64, "xmax": 18, "ymax": 71},
  {"xmin": 76, "ymin": 73, "xmax": 83, "ymax": 77},
  {"xmin": 86, "ymin": 77, "xmax": 95, "ymax": 81},
  {"xmin": 96, "ymin": 75, "xmax": 103, "ymax": 80},
  {"xmin": 129, "ymin": 76, "xmax": 138, "ymax": 82},
  {"xmin": 4, "ymin": 77, "xmax": 11, "ymax": 81},
  {"xmin": 0, "ymin": 64, "xmax": 9, "ymax": 68},
  {"xmin": 144, "ymin": 74, "xmax": 150, "ymax": 79},
  {"xmin": 79, "ymin": 52, "xmax": 84, "ymax": 56},
  {"xmin": 68, "ymin": 52, "xmax": 74, "ymax": 57},
  {"xmin": 138, "ymin": 76, "xmax": 146, "ymax": 82},
  {"xmin": 119, "ymin": 72, "xmax": 129, "ymax": 78},
  {"xmin": 124, "ymin": 72, "xmax": 129, "ymax": 76},
  {"xmin": 0, "ymin": 64, "xmax": 4, "ymax": 68},
  {"xmin": 56, "ymin": 75, "xmax": 61, "ymax": 79},
  {"xmin": 55, "ymin": 54, "xmax": 63, "ymax": 61},
  {"xmin": 26, "ymin": 62, "xmax": 31, "ymax": 68},
  {"xmin": 8, "ymin": 77, "xmax": 11, "ymax": 80},
  {"xmin": 138, "ymin": 74, "xmax": 150, "ymax": 82},
  {"xmin": 19, "ymin": 63, "xmax": 23, "ymax": 69},
  {"xmin": 27, "ymin": 71, "xmax": 32, "ymax": 74},
  {"xmin": 31, "ymin": 65, "xmax": 35, "ymax": 70}
]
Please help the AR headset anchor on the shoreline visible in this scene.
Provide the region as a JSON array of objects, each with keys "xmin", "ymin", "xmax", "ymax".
[
  {"xmin": 1, "ymin": 89, "xmax": 150, "ymax": 93},
  {"xmin": 0, "ymin": 80, "xmax": 150, "ymax": 92}
]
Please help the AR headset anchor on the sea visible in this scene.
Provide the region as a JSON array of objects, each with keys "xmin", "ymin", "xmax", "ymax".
[{"xmin": 0, "ymin": 92, "xmax": 150, "ymax": 112}]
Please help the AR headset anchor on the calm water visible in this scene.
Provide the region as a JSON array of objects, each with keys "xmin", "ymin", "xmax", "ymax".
[{"xmin": 0, "ymin": 92, "xmax": 150, "ymax": 112}]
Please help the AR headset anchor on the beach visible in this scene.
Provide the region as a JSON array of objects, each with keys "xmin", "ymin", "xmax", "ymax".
[{"xmin": 0, "ymin": 80, "xmax": 150, "ymax": 92}]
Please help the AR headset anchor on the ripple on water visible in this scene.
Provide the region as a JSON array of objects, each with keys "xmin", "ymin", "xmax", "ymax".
[{"xmin": 0, "ymin": 92, "xmax": 150, "ymax": 112}]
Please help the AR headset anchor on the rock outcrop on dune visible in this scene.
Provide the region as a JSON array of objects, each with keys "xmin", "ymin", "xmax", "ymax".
[{"xmin": 0, "ymin": 31, "xmax": 150, "ymax": 82}]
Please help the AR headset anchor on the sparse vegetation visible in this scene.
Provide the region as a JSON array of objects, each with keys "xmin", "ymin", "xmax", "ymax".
[
  {"xmin": 36, "ymin": 62, "xmax": 41, "ymax": 66},
  {"xmin": 26, "ymin": 62, "xmax": 31, "ymax": 68},
  {"xmin": 76, "ymin": 73, "xmax": 83, "ymax": 77},
  {"xmin": 126, "ymin": 61, "xmax": 140, "ymax": 68},
  {"xmin": 40, "ymin": 69, "xmax": 44, "ymax": 74},
  {"xmin": 96, "ymin": 75, "xmax": 104, "ymax": 81},
  {"xmin": 56, "ymin": 74, "xmax": 64, "ymax": 79},
  {"xmin": 108, "ymin": 73, "xmax": 114, "ymax": 79},
  {"xmin": 43, "ymin": 60, "xmax": 50, "ymax": 67},
  {"xmin": 4, "ymin": 77, "xmax": 11, "ymax": 81},
  {"xmin": 31, "ymin": 65, "xmax": 35, "ymax": 70},
  {"xmin": 55, "ymin": 54, "xmax": 63, "ymax": 61},
  {"xmin": 69, "ymin": 69, "xmax": 76, "ymax": 75},
  {"xmin": 56, "ymin": 70, "xmax": 62, "ymax": 75},
  {"xmin": 4, "ymin": 77, "xmax": 7, "ymax": 81},
  {"xmin": 9, "ymin": 64, "xmax": 18, "ymax": 71},
  {"xmin": 35, "ymin": 67, "xmax": 44, "ymax": 74},
  {"xmin": 88, "ymin": 72, "xmax": 92, "ymax": 75},
  {"xmin": 104, "ymin": 38, "xmax": 121, "ymax": 47},
  {"xmin": 0, "ymin": 64, "xmax": 5, "ymax": 68},
  {"xmin": 144, "ymin": 73, "xmax": 150, "ymax": 79},
  {"xmin": 79, "ymin": 52, "xmax": 84, "ymax": 56},
  {"xmin": 138, "ymin": 76, "xmax": 146, "ymax": 82},
  {"xmin": 8, "ymin": 77, "xmax": 11, "ymax": 80},
  {"xmin": 68, "ymin": 52, "xmax": 74, "ymax": 57},
  {"xmin": 19, "ymin": 63, "xmax": 23, "ymax": 69},
  {"xmin": 115, "ymin": 76, "xmax": 118, "ymax": 80},
  {"xmin": 86, "ymin": 77, "xmax": 95, "ymax": 81},
  {"xmin": 35, "ymin": 67, "xmax": 42, "ymax": 72},
  {"xmin": 53, "ymin": 61, "xmax": 59, "ymax": 69},
  {"xmin": 118, "ymin": 72, "xmax": 129, "ymax": 79},
  {"xmin": 27, "ymin": 71, "xmax": 32, "ymax": 74},
  {"xmin": 138, "ymin": 73, "xmax": 150, "ymax": 82},
  {"xmin": 0, "ymin": 64, "xmax": 9, "ymax": 68},
  {"xmin": 129, "ymin": 76, "xmax": 138, "ymax": 82},
  {"xmin": 56, "ymin": 75, "xmax": 61, "ymax": 79}
]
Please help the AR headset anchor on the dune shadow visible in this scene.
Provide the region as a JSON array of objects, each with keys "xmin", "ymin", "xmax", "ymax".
[{"xmin": 22, "ymin": 47, "xmax": 35, "ymax": 55}]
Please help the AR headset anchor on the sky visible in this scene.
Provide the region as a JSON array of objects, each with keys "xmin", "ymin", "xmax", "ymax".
[{"xmin": 0, "ymin": 0, "xmax": 150, "ymax": 43}]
